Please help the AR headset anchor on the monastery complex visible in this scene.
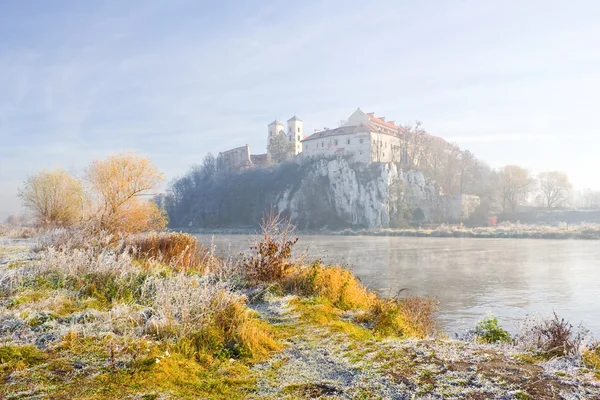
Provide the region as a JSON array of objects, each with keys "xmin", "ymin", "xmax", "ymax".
[{"xmin": 217, "ymin": 108, "xmax": 442, "ymax": 172}]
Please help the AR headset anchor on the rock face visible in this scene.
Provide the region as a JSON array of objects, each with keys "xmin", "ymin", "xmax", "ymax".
[{"xmin": 275, "ymin": 158, "xmax": 476, "ymax": 229}]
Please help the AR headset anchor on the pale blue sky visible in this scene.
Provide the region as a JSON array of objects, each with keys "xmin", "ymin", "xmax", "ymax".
[{"xmin": 1, "ymin": 0, "xmax": 599, "ymax": 218}]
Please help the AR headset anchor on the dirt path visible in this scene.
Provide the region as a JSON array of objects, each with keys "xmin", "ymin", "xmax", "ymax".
[{"xmin": 250, "ymin": 295, "xmax": 600, "ymax": 400}]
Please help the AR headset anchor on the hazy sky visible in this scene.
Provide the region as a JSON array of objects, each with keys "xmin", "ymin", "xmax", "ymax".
[{"xmin": 1, "ymin": 0, "xmax": 599, "ymax": 219}]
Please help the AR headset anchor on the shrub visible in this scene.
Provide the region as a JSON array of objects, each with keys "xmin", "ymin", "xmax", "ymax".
[
  {"xmin": 369, "ymin": 296, "xmax": 438, "ymax": 338},
  {"xmin": 285, "ymin": 263, "xmax": 374, "ymax": 311},
  {"xmin": 515, "ymin": 312, "xmax": 589, "ymax": 358},
  {"xmin": 474, "ymin": 314, "xmax": 512, "ymax": 343},
  {"xmin": 242, "ymin": 210, "xmax": 298, "ymax": 283},
  {"xmin": 124, "ymin": 232, "xmax": 217, "ymax": 273}
]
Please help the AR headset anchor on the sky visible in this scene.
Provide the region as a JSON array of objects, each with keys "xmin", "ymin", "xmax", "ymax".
[{"xmin": 1, "ymin": 0, "xmax": 600, "ymax": 219}]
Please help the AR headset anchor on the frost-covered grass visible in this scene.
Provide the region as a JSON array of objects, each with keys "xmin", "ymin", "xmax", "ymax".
[
  {"xmin": 337, "ymin": 222, "xmax": 600, "ymax": 240},
  {"xmin": 0, "ymin": 224, "xmax": 38, "ymax": 239},
  {"xmin": 1, "ymin": 226, "xmax": 599, "ymax": 399}
]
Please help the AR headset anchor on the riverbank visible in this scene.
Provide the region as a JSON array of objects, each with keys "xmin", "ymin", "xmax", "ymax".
[
  {"xmin": 1, "ymin": 228, "xmax": 599, "ymax": 399},
  {"xmin": 185, "ymin": 222, "xmax": 600, "ymax": 240}
]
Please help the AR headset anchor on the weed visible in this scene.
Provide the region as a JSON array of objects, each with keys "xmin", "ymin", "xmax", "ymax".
[
  {"xmin": 515, "ymin": 312, "xmax": 589, "ymax": 358},
  {"xmin": 474, "ymin": 314, "xmax": 512, "ymax": 343}
]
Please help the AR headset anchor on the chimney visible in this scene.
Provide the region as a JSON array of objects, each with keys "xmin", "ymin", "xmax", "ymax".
[
  {"xmin": 378, "ymin": 117, "xmax": 385, "ymax": 121},
  {"xmin": 388, "ymin": 120, "xmax": 395, "ymax": 125},
  {"xmin": 366, "ymin": 112, "xmax": 374, "ymax": 116}
]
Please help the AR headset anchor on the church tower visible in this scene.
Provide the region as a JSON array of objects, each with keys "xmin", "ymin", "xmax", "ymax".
[
  {"xmin": 287, "ymin": 116, "xmax": 303, "ymax": 155},
  {"xmin": 267, "ymin": 119, "xmax": 285, "ymax": 160}
]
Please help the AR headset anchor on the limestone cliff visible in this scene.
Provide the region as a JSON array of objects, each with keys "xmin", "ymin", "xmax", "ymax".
[
  {"xmin": 168, "ymin": 158, "xmax": 478, "ymax": 229},
  {"xmin": 275, "ymin": 158, "xmax": 475, "ymax": 229}
]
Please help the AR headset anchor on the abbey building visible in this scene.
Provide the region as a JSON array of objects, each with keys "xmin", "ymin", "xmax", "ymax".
[{"xmin": 217, "ymin": 107, "xmax": 436, "ymax": 172}]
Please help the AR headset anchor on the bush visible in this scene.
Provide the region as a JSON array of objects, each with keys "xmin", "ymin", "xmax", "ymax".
[
  {"xmin": 515, "ymin": 312, "xmax": 589, "ymax": 358},
  {"xmin": 474, "ymin": 314, "xmax": 512, "ymax": 343},
  {"xmin": 124, "ymin": 232, "xmax": 217, "ymax": 273},
  {"xmin": 369, "ymin": 296, "xmax": 438, "ymax": 338},
  {"xmin": 285, "ymin": 263, "xmax": 374, "ymax": 311},
  {"xmin": 242, "ymin": 211, "xmax": 298, "ymax": 283}
]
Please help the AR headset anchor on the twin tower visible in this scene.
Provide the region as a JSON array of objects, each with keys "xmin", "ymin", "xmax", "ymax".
[{"xmin": 267, "ymin": 116, "xmax": 303, "ymax": 158}]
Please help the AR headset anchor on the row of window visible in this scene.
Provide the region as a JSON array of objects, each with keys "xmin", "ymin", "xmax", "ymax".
[{"xmin": 288, "ymin": 127, "xmax": 301, "ymax": 133}]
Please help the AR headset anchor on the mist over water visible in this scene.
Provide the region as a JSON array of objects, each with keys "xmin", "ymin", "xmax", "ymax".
[{"xmin": 198, "ymin": 235, "xmax": 600, "ymax": 336}]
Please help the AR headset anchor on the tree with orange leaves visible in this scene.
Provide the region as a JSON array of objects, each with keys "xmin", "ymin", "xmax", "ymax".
[{"xmin": 86, "ymin": 152, "xmax": 167, "ymax": 233}]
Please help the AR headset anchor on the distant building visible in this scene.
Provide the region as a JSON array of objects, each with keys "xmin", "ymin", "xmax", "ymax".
[
  {"xmin": 216, "ymin": 107, "xmax": 447, "ymax": 172},
  {"xmin": 217, "ymin": 144, "xmax": 267, "ymax": 173},
  {"xmin": 301, "ymin": 108, "xmax": 410, "ymax": 165}
]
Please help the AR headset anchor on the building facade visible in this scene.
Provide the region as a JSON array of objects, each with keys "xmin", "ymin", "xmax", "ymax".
[{"xmin": 301, "ymin": 108, "xmax": 411, "ymax": 165}]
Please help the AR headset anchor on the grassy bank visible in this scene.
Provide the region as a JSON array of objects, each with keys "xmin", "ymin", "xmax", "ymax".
[{"xmin": 0, "ymin": 223, "xmax": 599, "ymax": 399}]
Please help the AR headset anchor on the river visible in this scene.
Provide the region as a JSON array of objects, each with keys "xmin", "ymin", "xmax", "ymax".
[{"xmin": 196, "ymin": 234, "xmax": 599, "ymax": 336}]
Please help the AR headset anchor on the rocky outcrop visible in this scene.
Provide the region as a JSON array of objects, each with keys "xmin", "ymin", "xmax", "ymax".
[{"xmin": 275, "ymin": 158, "xmax": 476, "ymax": 229}]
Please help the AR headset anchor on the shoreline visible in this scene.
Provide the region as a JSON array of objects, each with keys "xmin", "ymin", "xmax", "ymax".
[{"xmin": 181, "ymin": 224, "xmax": 600, "ymax": 240}]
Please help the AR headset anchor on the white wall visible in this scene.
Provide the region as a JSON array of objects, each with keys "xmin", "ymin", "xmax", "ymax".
[{"xmin": 302, "ymin": 132, "xmax": 371, "ymax": 163}]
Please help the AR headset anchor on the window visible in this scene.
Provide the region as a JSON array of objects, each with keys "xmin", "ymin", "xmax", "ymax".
[
  {"xmin": 334, "ymin": 139, "xmax": 338, "ymax": 145},
  {"xmin": 321, "ymin": 142, "xmax": 324, "ymax": 148},
  {"xmin": 383, "ymin": 152, "xmax": 385, "ymax": 157},
  {"xmin": 305, "ymin": 144, "xmax": 308, "ymax": 149},
  {"xmin": 298, "ymin": 135, "xmax": 301, "ymax": 141},
  {"xmin": 360, "ymin": 138, "xmax": 364, "ymax": 144},
  {"xmin": 297, "ymin": 127, "xmax": 300, "ymax": 133},
  {"xmin": 289, "ymin": 127, "xmax": 291, "ymax": 133},
  {"xmin": 347, "ymin": 139, "xmax": 350, "ymax": 145},
  {"xmin": 380, "ymin": 141, "xmax": 382, "ymax": 147},
  {"xmin": 359, "ymin": 150, "xmax": 363, "ymax": 155}
]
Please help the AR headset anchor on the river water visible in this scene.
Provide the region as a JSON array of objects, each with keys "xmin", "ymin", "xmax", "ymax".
[{"xmin": 196, "ymin": 234, "xmax": 599, "ymax": 336}]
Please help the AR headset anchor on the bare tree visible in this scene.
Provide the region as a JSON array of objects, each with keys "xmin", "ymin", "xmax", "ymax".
[
  {"xmin": 268, "ymin": 134, "xmax": 295, "ymax": 164},
  {"xmin": 536, "ymin": 171, "xmax": 572, "ymax": 209},
  {"xmin": 498, "ymin": 165, "xmax": 532, "ymax": 213}
]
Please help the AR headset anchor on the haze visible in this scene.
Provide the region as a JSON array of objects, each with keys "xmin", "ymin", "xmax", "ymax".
[{"xmin": 1, "ymin": 0, "xmax": 599, "ymax": 219}]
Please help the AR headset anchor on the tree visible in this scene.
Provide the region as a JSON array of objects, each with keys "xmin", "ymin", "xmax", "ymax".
[
  {"xmin": 4, "ymin": 215, "xmax": 21, "ymax": 226},
  {"xmin": 268, "ymin": 134, "xmax": 295, "ymax": 164},
  {"xmin": 86, "ymin": 152, "xmax": 166, "ymax": 233},
  {"xmin": 536, "ymin": 171, "xmax": 572, "ymax": 209},
  {"xmin": 498, "ymin": 165, "xmax": 532, "ymax": 213},
  {"xmin": 18, "ymin": 169, "xmax": 87, "ymax": 227}
]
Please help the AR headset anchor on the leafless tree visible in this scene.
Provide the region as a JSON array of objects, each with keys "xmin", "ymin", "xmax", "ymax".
[{"xmin": 536, "ymin": 171, "xmax": 572, "ymax": 209}]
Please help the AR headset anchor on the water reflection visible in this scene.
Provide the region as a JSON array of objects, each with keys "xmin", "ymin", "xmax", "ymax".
[{"xmin": 197, "ymin": 235, "xmax": 597, "ymax": 335}]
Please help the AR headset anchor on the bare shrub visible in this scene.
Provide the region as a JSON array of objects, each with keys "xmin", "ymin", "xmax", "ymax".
[
  {"xmin": 515, "ymin": 312, "xmax": 589, "ymax": 358},
  {"xmin": 369, "ymin": 295, "xmax": 438, "ymax": 338},
  {"xmin": 242, "ymin": 210, "xmax": 298, "ymax": 283},
  {"xmin": 122, "ymin": 231, "xmax": 219, "ymax": 273}
]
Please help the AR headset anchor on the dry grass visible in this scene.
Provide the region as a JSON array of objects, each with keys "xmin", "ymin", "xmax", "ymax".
[
  {"xmin": 141, "ymin": 274, "xmax": 280, "ymax": 359},
  {"xmin": 123, "ymin": 231, "xmax": 219, "ymax": 273},
  {"xmin": 368, "ymin": 295, "xmax": 438, "ymax": 338},
  {"xmin": 0, "ymin": 225, "xmax": 38, "ymax": 239},
  {"xmin": 582, "ymin": 342, "xmax": 600, "ymax": 375},
  {"xmin": 284, "ymin": 263, "xmax": 375, "ymax": 311}
]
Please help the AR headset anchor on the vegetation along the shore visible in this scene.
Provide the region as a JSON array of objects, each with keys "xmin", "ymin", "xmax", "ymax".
[{"xmin": 1, "ymin": 218, "xmax": 600, "ymax": 399}]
